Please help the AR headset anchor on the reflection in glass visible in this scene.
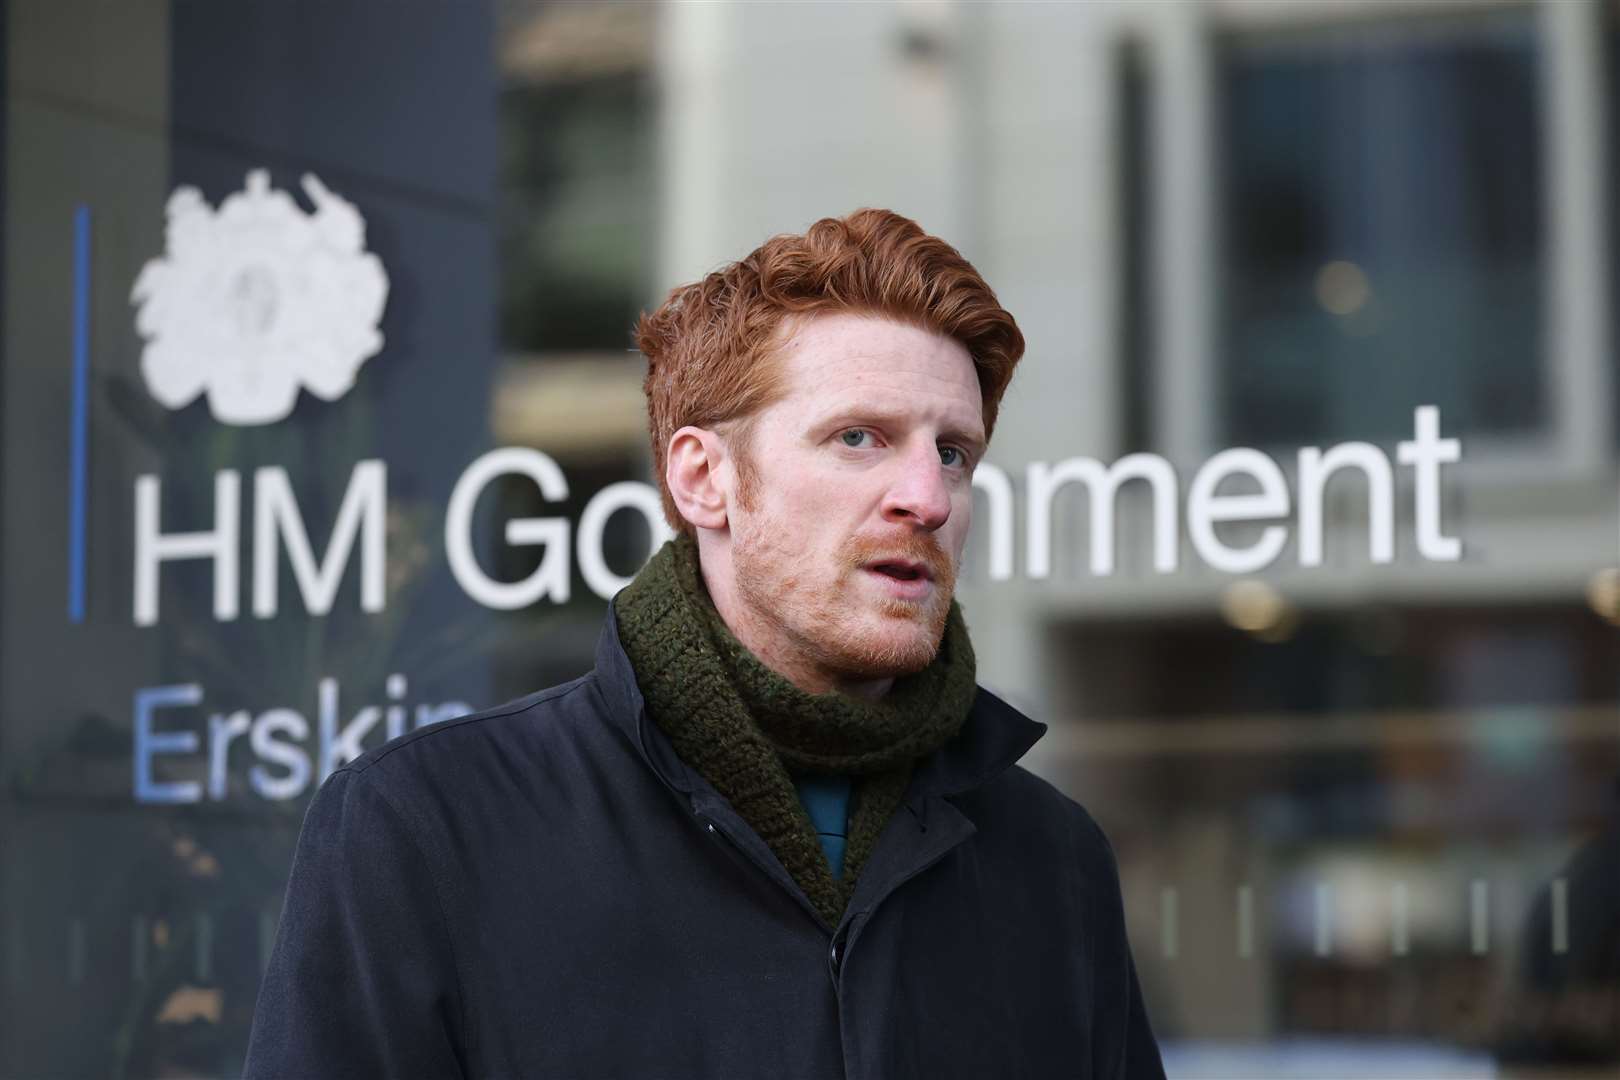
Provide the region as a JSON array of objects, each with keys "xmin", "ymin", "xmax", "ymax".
[{"xmin": 1218, "ymin": 12, "xmax": 1544, "ymax": 448}]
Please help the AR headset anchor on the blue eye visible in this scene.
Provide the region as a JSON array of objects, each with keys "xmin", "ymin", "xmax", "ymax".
[
  {"xmin": 940, "ymin": 446, "xmax": 963, "ymax": 467},
  {"xmin": 840, "ymin": 429, "xmax": 870, "ymax": 448}
]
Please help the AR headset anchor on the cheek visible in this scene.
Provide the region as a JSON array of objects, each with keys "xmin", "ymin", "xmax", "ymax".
[
  {"xmin": 783, "ymin": 474, "xmax": 867, "ymax": 522},
  {"xmin": 746, "ymin": 477, "xmax": 844, "ymax": 548}
]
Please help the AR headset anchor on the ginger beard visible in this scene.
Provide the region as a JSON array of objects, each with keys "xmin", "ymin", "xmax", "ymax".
[{"xmin": 729, "ymin": 441, "xmax": 958, "ymax": 680}]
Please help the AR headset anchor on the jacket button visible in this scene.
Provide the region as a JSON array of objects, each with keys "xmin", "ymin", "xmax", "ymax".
[
  {"xmin": 704, "ymin": 822, "xmax": 717, "ymax": 836},
  {"xmin": 829, "ymin": 940, "xmax": 843, "ymax": 971}
]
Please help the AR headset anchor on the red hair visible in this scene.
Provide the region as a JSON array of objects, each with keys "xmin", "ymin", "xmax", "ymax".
[{"xmin": 635, "ymin": 208, "xmax": 1025, "ymax": 530}]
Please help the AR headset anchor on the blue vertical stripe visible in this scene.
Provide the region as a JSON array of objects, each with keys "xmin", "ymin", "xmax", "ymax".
[{"xmin": 68, "ymin": 204, "xmax": 91, "ymax": 623}]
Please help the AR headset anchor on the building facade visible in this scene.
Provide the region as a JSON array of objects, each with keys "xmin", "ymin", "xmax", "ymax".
[{"xmin": 3, "ymin": 0, "xmax": 1617, "ymax": 1075}]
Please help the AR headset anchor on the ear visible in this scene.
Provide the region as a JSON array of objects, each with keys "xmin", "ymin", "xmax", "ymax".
[{"xmin": 665, "ymin": 425, "xmax": 730, "ymax": 531}]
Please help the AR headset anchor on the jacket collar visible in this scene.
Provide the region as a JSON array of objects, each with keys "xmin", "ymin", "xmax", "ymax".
[{"xmin": 595, "ymin": 600, "xmax": 1046, "ymax": 804}]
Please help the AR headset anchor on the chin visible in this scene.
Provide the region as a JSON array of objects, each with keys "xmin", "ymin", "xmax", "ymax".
[{"xmin": 823, "ymin": 611, "xmax": 945, "ymax": 677}]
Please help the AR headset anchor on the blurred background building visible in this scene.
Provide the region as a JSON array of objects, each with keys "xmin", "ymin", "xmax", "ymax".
[{"xmin": 4, "ymin": 0, "xmax": 1619, "ymax": 1075}]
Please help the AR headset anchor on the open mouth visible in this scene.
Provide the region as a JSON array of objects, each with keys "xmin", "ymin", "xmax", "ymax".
[{"xmin": 868, "ymin": 561, "xmax": 930, "ymax": 582}]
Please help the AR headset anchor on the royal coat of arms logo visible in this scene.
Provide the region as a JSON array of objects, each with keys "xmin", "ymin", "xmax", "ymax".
[{"xmin": 130, "ymin": 170, "xmax": 390, "ymax": 425}]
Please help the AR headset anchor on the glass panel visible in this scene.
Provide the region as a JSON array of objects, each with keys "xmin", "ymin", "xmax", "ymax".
[
  {"xmin": 1217, "ymin": 11, "xmax": 1544, "ymax": 449},
  {"xmin": 498, "ymin": 2, "xmax": 657, "ymax": 355},
  {"xmin": 492, "ymin": 0, "xmax": 659, "ymax": 700},
  {"xmin": 0, "ymin": 1, "xmax": 656, "ymax": 1074}
]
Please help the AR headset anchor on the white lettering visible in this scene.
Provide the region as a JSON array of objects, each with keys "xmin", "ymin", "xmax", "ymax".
[
  {"xmin": 1027, "ymin": 454, "xmax": 1178, "ymax": 578},
  {"xmin": 250, "ymin": 708, "xmax": 311, "ymax": 801},
  {"xmin": 1397, "ymin": 405, "xmax": 1462, "ymax": 562},
  {"xmin": 577, "ymin": 481, "xmax": 675, "ymax": 600},
  {"xmin": 1298, "ymin": 442, "xmax": 1394, "ymax": 568},
  {"xmin": 446, "ymin": 447, "xmax": 571, "ymax": 608},
  {"xmin": 385, "ymin": 673, "xmax": 408, "ymax": 740},
  {"xmin": 252, "ymin": 461, "xmax": 386, "ymax": 617},
  {"xmin": 970, "ymin": 463, "xmax": 1015, "ymax": 581},
  {"xmin": 207, "ymin": 710, "xmax": 251, "ymax": 800},
  {"xmin": 318, "ymin": 676, "xmax": 381, "ymax": 782},
  {"xmin": 1187, "ymin": 449, "xmax": 1290, "ymax": 574},
  {"xmin": 134, "ymin": 472, "xmax": 240, "ymax": 626}
]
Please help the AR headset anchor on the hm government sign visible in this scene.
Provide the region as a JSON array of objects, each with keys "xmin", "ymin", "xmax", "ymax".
[{"xmin": 110, "ymin": 174, "xmax": 1473, "ymax": 807}]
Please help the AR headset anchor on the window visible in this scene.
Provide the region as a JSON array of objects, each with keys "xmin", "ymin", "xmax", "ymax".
[
  {"xmin": 499, "ymin": 2, "xmax": 658, "ymax": 355},
  {"xmin": 1217, "ymin": 11, "xmax": 1544, "ymax": 449}
]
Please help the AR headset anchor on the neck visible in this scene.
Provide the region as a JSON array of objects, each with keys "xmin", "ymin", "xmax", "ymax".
[{"xmin": 696, "ymin": 530, "xmax": 896, "ymax": 701}]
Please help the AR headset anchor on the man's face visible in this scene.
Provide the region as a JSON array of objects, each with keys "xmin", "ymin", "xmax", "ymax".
[{"xmin": 724, "ymin": 311, "xmax": 985, "ymax": 682}]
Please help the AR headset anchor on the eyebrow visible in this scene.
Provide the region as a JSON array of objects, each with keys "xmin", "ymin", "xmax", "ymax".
[{"xmin": 815, "ymin": 405, "xmax": 988, "ymax": 456}]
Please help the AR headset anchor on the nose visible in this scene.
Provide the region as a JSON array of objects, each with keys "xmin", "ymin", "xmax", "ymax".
[{"xmin": 881, "ymin": 442, "xmax": 951, "ymax": 530}]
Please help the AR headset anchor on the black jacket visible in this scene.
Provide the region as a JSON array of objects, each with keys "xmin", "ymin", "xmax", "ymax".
[{"xmin": 243, "ymin": 607, "xmax": 1166, "ymax": 1079}]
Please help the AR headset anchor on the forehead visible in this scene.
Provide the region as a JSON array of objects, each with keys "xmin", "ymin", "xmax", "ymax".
[{"xmin": 768, "ymin": 312, "xmax": 982, "ymax": 425}]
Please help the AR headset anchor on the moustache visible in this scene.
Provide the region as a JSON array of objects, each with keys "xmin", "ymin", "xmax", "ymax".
[{"xmin": 843, "ymin": 533, "xmax": 955, "ymax": 588}]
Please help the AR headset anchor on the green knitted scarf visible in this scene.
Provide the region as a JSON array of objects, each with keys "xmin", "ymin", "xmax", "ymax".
[{"xmin": 613, "ymin": 533, "xmax": 978, "ymax": 927}]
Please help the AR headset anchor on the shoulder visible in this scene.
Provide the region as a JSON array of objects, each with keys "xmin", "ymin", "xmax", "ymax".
[
  {"xmin": 319, "ymin": 670, "xmax": 624, "ymax": 824},
  {"xmin": 346, "ymin": 673, "xmax": 598, "ymax": 770},
  {"xmin": 948, "ymin": 687, "xmax": 1122, "ymax": 882},
  {"xmin": 950, "ymin": 687, "xmax": 1116, "ymax": 857},
  {"xmin": 971, "ymin": 762, "xmax": 1121, "ymax": 869}
]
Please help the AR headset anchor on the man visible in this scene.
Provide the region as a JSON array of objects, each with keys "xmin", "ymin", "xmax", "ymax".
[{"xmin": 244, "ymin": 209, "xmax": 1165, "ymax": 1078}]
